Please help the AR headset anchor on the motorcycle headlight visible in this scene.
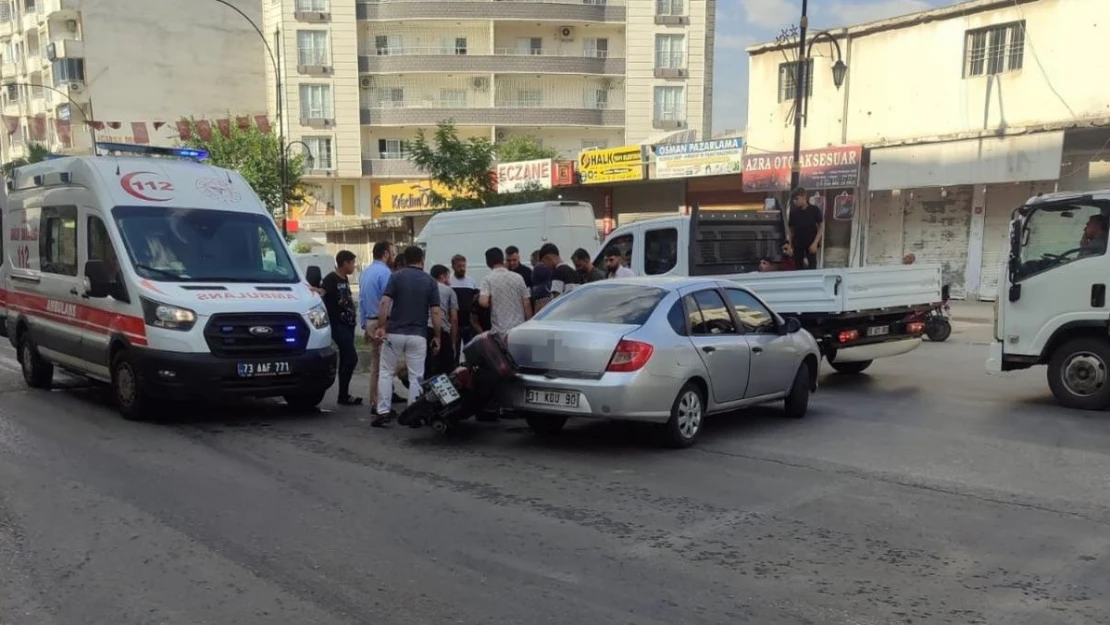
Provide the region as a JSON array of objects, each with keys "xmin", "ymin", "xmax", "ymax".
[
  {"xmin": 140, "ymin": 298, "xmax": 197, "ymax": 331},
  {"xmin": 307, "ymin": 303, "xmax": 330, "ymax": 329}
]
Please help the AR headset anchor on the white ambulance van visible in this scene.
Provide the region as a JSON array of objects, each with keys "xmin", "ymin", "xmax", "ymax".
[{"xmin": 2, "ymin": 143, "xmax": 337, "ymax": 420}]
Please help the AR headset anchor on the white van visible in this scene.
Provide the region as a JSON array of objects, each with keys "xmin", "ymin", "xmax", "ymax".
[
  {"xmin": 416, "ymin": 201, "xmax": 600, "ymax": 281},
  {"xmin": 2, "ymin": 143, "xmax": 337, "ymax": 420}
]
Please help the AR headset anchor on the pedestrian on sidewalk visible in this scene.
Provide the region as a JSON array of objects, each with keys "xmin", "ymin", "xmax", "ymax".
[
  {"xmin": 449, "ymin": 254, "xmax": 477, "ymax": 289},
  {"xmin": 539, "ymin": 243, "xmax": 581, "ymax": 298},
  {"xmin": 373, "ymin": 246, "xmax": 442, "ymax": 426},
  {"xmin": 427, "ymin": 264, "xmax": 459, "ymax": 376},
  {"xmin": 322, "ymin": 250, "xmax": 361, "ymax": 405},
  {"xmin": 572, "ymin": 248, "xmax": 606, "ymax": 283},
  {"xmin": 788, "ymin": 187, "xmax": 823, "ymax": 270},
  {"xmin": 505, "ymin": 245, "xmax": 532, "ymax": 288},
  {"xmin": 359, "ymin": 241, "xmax": 394, "ymax": 416},
  {"xmin": 478, "ymin": 247, "xmax": 532, "ymax": 333}
]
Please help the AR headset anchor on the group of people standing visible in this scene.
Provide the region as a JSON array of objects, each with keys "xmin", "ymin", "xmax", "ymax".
[
  {"xmin": 313, "ymin": 240, "xmax": 636, "ymax": 427},
  {"xmin": 758, "ymin": 186, "xmax": 825, "ymax": 273}
]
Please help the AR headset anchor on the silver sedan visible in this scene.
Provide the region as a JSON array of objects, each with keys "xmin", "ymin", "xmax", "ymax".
[{"xmin": 502, "ymin": 277, "xmax": 821, "ymax": 447}]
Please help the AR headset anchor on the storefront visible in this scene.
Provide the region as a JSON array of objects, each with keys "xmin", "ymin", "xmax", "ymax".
[
  {"xmin": 377, "ymin": 179, "xmax": 458, "ymax": 238},
  {"xmin": 742, "ymin": 145, "xmax": 863, "ymax": 268},
  {"xmin": 868, "ymin": 132, "xmax": 1065, "ymax": 299},
  {"xmin": 577, "ymin": 144, "xmax": 653, "ymax": 231}
]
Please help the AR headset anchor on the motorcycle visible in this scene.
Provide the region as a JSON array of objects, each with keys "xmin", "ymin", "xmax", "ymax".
[
  {"xmin": 911, "ymin": 284, "xmax": 952, "ymax": 342},
  {"xmin": 397, "ymin": 331, "xmax": 516, "ymax": 434}
]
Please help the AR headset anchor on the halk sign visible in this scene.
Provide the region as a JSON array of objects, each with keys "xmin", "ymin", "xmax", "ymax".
[
  {"xmin": 496, "ymin": 158, "xmax": 554, "ymax": 193},
  {"xmin": 742, "ymin": 145, "xmax": 863, "ymax": 192}
]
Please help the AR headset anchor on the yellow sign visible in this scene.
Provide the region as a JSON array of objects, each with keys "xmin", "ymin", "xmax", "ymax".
[
  {"xmin": 379, "ymin": 180, "xmax": 456, "ymax": 214},
  {"xmin": 578, "ymin": 145, "xmax": 645, "ymax": 185}
]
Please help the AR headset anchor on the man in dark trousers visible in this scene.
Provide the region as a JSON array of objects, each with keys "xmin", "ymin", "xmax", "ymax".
[
  {"xmin": 788, "ymin": 187, "xmax": 824, "ymax": 270},
  {"xmin": 320, "ymin": 250, "xmax": 361, "ymax": 405}
]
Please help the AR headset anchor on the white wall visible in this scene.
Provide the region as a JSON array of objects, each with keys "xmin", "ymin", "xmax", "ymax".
[
  {"xmin": 493, "ymin": 22, "xmax": 625, "ymax": 57},
  {"xmin": 746, "ymin": 0, "xmax": 1110, "ymax": 152}
]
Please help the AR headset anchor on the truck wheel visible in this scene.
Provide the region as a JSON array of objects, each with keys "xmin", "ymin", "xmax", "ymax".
[
  {"xmin": 829, "ymin": 359, "xmax": 873, "ymax": 374},
  {"xmin": 18, "ymin": 334, "xmax": 53, "ymax": 389},
  {"xmin": 112, "ymin": 350, "xmax": 151, "ymax": 421},
  {"xmin": 1047, "ymin": 338, "xmax": 1110, "ymax": 410},
  {"xmin": 783, "ymin": 362, "xmax": 811, "ymax": 419},
  {"xmin": 285, "ymin": 390, "xmax": 326, "ymax": 412}
]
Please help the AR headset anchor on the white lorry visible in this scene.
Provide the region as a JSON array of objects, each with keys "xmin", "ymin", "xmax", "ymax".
[
  {"xmin": 987, "ymin": 190, "xmax": 1110, "ymax": 409},
  {"xmin": 595, "ymin": 206, "xmax": 942, "ymax": 373}
]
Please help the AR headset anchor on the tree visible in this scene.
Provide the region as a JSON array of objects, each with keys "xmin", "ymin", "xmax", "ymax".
[
  {"xmin": 180, "ymin": 119, "xmax": 306, "ymax": 221},
  {"xmin": 3, "ymin": 142, "xmax": 53, "ymax": 174},
  {"xmin": 495, "ymin": 135, "xmax": 557, "ymax": 163}
]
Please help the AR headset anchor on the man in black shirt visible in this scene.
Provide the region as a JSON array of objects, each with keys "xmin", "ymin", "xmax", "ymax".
[
  {"xmin": 539, "ymin": 243, "xmax": 581, "ymax": 297},
  {"xmin": 321, "ymin": 250, "xmax": 361, "ymax": 405},
  {"xmin": 787, "ymin": 187, "xmax": 824, "ymax": 270},
  {"xmin": 505, "ymin": 245, "xmax": 532, "ymax": 288},
  {"xmin": 572, "ymin": 248, "xmax": 605, "ymax": 283}
]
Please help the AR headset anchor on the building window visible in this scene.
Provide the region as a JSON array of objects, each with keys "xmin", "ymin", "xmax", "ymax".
[
  {"xmin": 295, "ymin": 0, "xmax": 328, "ymax": 10},
  {"xmin": 375, "ymin": 35, "xmax": 401, "ymax": 55},
  {"xmin": 378, "ymin": 139, "xmax": 406, "ymax": 159},
  {"xmin": 582, "ymin": 138, "xmax": 608, "ymax": 150},
  {"xmin": 653, "ymin": 86, "xmax": 685, "ymax": 122},
  {"xmin": 516, "ymin": 90, "xmax": 543, "ymax": 108},
  {"xmin": 0, "ymin": 2, "xmax": 11, "ymax": 22},
  {"xmin": 964, "ymin": 21, "xmax": 1024, "ymax": 77},
  {"xmin": 777, "ymin": 59, "xmax": 812, "ymax": 102},
  {"xmin": 516, "ymin": 37, "xmax": 542, "ymax": 56},
  {"xmin": 40, "ymin": 205, "xmax": 77, "ymax": 276},
  {"xmin": 584, "ymin": 88, "xmax": 608, "ymax": 110},
  {"xmin": 452, "ymin": 37, "xmax": 467, "ymax": 55},
  {"xmin": 439, "ymin": 88, "xmax": 467, "ymax": 108},
  {"xmin": 298, "ymin": 84, "xmax": 333, "ymax": 119},
  {"xmin": 375, "ymin": 87, "xmax": 404, "ymax": 108},
  {"xmin": 51, "ymin": 58, "xmax": 85, "ymax": 86},
  {"xmin": 4, "ymin": 83, "xmax": 19, "ymax": 103},
  {"xmin": 302, "ymin": 136, "xmax": 333, "ymax": 170},
  {"xmin": 656, "ymin": 0, "xmax": 684, "ymax": 16},
  {"xmin": 583, "ymin": 37, "xmax": 608, "ymax": 59},
  {"xmin": 655, "ymin": 34, "xmax": 685, "ymax": 69},
  {"xmin": 296, "ymin": 30, "xmax": 330, "ymax": 66}
]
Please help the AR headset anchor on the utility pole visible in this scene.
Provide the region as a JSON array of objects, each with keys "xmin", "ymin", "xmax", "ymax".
[{"xmin": 790, "ymin": 0, "xmax": 809, "ymax": 192}]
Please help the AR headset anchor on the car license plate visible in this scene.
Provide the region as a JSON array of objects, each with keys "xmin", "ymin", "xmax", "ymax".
[
  {"xmin": 237, "ymin": 361, "xmax": 291, "ymax": 378},
  {"xmin": 429, "ymin": 374, "xmax": 461, "ymax": 405},
  {"xmin": 867, "ymin": 325, "xmax": 890, "ymax": 337},
  {"xmin": 525, "ymin": 389, "xmax": 580, "ymax": 408}
]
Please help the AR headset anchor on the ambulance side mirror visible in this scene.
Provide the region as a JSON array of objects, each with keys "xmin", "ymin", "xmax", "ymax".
[
  {"xmin": 305, "ymin": 265, "xmax": 322, "ymax": 288},
  {"xmin": 84, "ymin": 260, "xmax": 111, "ymax": 299}
]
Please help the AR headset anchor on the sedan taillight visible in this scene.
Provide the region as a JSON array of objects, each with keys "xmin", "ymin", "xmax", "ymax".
[{"xmin": 607, "ymin": 339, "xmax": 654, "ymax": 372}]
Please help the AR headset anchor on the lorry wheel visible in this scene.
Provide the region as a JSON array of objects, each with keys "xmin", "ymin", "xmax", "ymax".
[
  {"xmin": 112, "ymin": 350, "xmax": 150, "ymax": 421},
  {"xmin": 783, "ymin": 362, "xmax": 811, "ymax": 419},
  {"xmin": 1047, "ymin": 338, "xmax": 1110, "ymax": 410},
  {"xmin": 284, "ymin": 390, "xmax": 326, "ymax": 412},
  {"xmin": 925, "ymin": 319, "xmax": 952, "ymax": 342},
  {"xmin": 19, "ymin": 334, "xmax": 53, "ymax": 389},
  {"xmin": 829, "ymin": 359, "xmax": 873, "ymax": 374}
]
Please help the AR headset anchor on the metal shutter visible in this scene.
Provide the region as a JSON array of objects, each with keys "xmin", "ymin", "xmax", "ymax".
[{"xmin": 903, "ymin": 186, "xmax": 973, "ymax": 299}]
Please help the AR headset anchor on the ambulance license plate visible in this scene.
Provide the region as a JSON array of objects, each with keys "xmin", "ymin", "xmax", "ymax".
[{"xmin": 237, "ymin": 361, "xmax": 292, "ymax": 378}]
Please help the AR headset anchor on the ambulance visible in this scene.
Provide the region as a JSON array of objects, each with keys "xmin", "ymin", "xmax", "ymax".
[{"xmin": 2, "ymin": 143, "xmax": 337, "ymax": 420}]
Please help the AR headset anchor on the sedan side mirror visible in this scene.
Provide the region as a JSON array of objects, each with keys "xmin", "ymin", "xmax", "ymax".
[
  {"xmin": 84, "ymin": 260, "xmax": 111, "ymax": 298},
  {"xmin": 305, "ymin": 265, "xmax": 323, "ymax": 288},
  {"xmin": 784, "ymin": 317, "xmax": 802, "ymax": 334}
]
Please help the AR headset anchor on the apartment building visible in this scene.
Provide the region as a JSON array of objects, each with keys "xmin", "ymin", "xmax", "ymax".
[
  {"xmin": 0, "ymin": 0, "xmax": 266, "ymax": 162},
  {"xmin": 264, "ymin": 0, "xmax": 715, "ymax": 218}
]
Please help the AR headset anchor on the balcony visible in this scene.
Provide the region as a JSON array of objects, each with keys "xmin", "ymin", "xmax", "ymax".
[
  {"xmin": 0, "ymin": 19, "xmax": 13, "ymax": 38},
  {"xmin": 361, "ymin": 105, "xmax": 623, "ymax": 127},
  {"xmin": 356, "ymin": 0, "xmax": 625, "ymax": 23},
  {"xmin": 360, "ymin": 48, "xmax": 624, "ymax": 75},
  {"xmin": 362, "ymin": 157, "xmax": 424, "ymax": 177},
  {"xmin": 39, "ymin": 0, "xmax": 78, "ymax": 18},
  {"xmin": 46, "ymin": 38, "xmax": 82, "ymax": 59},
  {"xmin": 0, "ymin": 61, "xmax": 18, "ymax": 78}
]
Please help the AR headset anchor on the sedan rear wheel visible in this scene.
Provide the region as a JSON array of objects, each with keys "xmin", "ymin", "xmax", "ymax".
[{"xmin": 661, "ymin": 382, "xmax": 705, "ymax": 449}]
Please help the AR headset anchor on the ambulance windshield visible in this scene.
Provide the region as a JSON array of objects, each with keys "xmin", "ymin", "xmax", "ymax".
[{"xmin": 111, "ymin": 206, "xmax": 299, "ymax": 283}]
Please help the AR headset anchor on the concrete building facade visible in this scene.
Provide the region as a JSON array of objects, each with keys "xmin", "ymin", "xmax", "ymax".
[{"xmin": 746, "ymin": 0, "xmax": 1110, "ymax": 300}]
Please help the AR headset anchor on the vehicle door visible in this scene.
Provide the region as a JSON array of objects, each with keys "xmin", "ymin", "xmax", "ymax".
[
  {"xmin": 683, "ymin": 287, "xmax": 750, "ymax": 403},
  {"xmin": 79, "ymin": 208, "xmax": 133, "ymax": 370},
  {"xmin": 33, "ymin": 204, "xmax": 85, "ymax": 363},
  {"xmin": 643, "ymin": 226, "xmax": 679, "ymax": 276},
  {"xmin": 724, "ymin": 287, "xmax": 798, "ymax": 398}
]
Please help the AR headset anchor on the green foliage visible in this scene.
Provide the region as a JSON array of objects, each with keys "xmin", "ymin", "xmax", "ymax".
[
  {"xmin": 292, "ymin": 241, "xmax": 314, "ymax": 253},
  {"xmin": 179, "ymin": 118, "xmax": 305, "ymax": 219},
  {"xmin": 3, "ymin": 142, "xmax": 53, "ymax": 174},
  {"xmin": 495, "ymin": 135, "xmax": 558, "ymax": 163}
]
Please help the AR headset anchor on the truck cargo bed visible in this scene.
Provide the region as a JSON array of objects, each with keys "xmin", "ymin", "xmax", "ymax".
[{"xmin": 729, "ymin": 264, "xmax": 943, "ymax": 316}]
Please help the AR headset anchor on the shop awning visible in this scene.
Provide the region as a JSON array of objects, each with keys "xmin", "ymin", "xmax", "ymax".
[{"xmin": 868, "ymin": 131, "xmax": 1064, "ymax": 191}]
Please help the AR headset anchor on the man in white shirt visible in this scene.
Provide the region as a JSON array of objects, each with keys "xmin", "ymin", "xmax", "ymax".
[
  {"xmin": 478, "ymin": 247, "xmax": 532, "ymax": 333},
  {"xmin": 448, "ymin": 254, "xmax": 477, "ymax": 289},
  {"xmin": 604, "ymin": 251, "xmax": 635, "ymax": 278}
]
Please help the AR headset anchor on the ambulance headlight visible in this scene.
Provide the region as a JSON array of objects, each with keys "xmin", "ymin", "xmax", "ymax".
[
  {"xmin": 141, "ymin": 298, "xmax": 197, "ymax": 331},
  {"xmin": 307, "ymin": 303, "xmax": 330, "ymax": 329}
]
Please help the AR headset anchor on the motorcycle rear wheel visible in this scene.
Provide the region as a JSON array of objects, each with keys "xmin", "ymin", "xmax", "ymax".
[{"xmin": 925, "ymin": 318, "xmax": 952, "ymax": 342}]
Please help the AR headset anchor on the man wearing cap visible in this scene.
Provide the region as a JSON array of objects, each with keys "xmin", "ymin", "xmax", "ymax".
[{"xmin": 788, "ymin": 187, "xmax": 823, "ymax": 270}]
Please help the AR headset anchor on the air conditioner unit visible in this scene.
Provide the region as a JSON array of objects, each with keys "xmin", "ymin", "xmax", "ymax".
[
  {"xmin": 496, "ymin": 130, "xmax": 506, "ymax": 140},
  {"xmin": 45, "ymin": 42, "xmax": 56, "ymax": 61},
  {"xmin": 360, "ymin": 76, "xmax": 373, "ymax": 89},
  {"xmin": 67, "ymin": 82, "xmax": 83, "ymax": 93},
  {"xmin": 471, "ymin": 77, "xmax": 489, "ymax": 90},
  {"xmin": 557, "ymin": 26, "xmax": 575, "ymax": 41}
]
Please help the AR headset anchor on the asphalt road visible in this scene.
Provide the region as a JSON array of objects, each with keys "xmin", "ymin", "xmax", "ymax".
[{"xmin": 1, "ymin": 337, "xmax": 1109, "ymax": 625}]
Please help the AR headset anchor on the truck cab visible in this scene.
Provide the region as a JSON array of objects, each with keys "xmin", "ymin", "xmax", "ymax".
[{"xmin": 987, "ymin": 190, "xmax": 1110, "ymax": 409}]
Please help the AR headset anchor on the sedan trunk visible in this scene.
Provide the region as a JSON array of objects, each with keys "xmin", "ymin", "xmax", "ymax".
[{"xmin": 507, "ymin": 321, "xmax": 636, "ymax": 378}]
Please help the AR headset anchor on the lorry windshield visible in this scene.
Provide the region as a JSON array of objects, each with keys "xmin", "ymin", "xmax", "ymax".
[
  {"xmin": 1014, "ymin": 201, "xmax": 1110, "ymax": 280},
  {"xmin": 112, "ymin": 206, "xmax": 299, "ymax": 283}
]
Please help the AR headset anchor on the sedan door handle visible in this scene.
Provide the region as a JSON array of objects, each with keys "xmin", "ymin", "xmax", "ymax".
[
  {"xmin": 701, "ymin": 346, "xmax": 716, "ymax": 353},
  {"xmin": 752, "ymin": 347, "xmax": 764, "ymax": 354}
]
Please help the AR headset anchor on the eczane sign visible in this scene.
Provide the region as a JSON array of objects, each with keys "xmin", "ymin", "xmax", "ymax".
[{"xmin": 496, "ymin": 158, "xmax": 554, "ymax": 193}]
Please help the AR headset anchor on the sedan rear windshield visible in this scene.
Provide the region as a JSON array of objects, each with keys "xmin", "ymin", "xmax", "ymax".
[{"xmin": 534, "ymin": 283, "xmax": 667, "ymax": 325}]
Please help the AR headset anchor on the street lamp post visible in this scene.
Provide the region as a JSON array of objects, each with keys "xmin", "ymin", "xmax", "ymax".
[{"xmin": 4, "ymin": 82, "xmax": 98, "ymax": 155}]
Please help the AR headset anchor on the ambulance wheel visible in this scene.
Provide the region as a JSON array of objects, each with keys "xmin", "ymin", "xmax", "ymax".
[
  {"xmin": 112, "ymin": 350, "xmax": 150, "ymax": 421},
  {"xmin": 284, "ymin": 390, "xmax": 326, "ymax": 411},
  {"xmin": 19, "ymin": 334, "xmax": 53, "ymax": 389}
]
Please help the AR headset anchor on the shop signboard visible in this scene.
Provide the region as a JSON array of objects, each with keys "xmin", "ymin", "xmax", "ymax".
[
  {"xmin": 379, "ymin": 180, "xmax": 456, "ymax": 214},
  {"xmin": 742, "ymin": 145, "xmax": 863, "ymax": 192},
  {"xmin": 578, "ymin": 145, "xmax": 646, "ymax": 184},
  {"xmin": 553, "ymin": 160, "xmax": 576, "ymax": 186},
  {"xmin": 653, "ymin": 137, "xmax": 743, "ymax": 180},
  {"xmin": 496, "ymin": 158, "xmax": 554, "ymax": 193}
]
